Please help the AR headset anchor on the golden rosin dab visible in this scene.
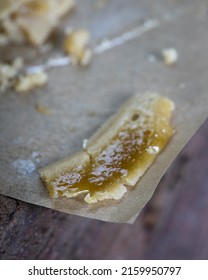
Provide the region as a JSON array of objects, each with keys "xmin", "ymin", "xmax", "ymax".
[{"xmin": 39, "ymin": 92, "xmax": 175, "ymax": 204}]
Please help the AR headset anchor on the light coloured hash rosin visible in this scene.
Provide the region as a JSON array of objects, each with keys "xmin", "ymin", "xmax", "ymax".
[
  {"xmin": 39, "ymin": 92, "xmax": 175, "ymax": 204},
  {"xmin": 0, "ymin": 0, "xmax": 75, "ymax": 46}
]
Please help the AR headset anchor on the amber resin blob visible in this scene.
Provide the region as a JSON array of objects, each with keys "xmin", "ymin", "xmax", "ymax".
[{"xmin": 39, "ymin": 93, "xmax": 175, "ymax": 204}]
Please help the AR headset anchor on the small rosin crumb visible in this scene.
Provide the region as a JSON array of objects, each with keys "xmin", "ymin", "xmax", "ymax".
[
  {"xmin": 0, "ymin": 0, "xmax": 75, "ymax": 46},
  {"xmin": 15, "ymin": 70, "xmax": 48, "ymax": 92},
  {"xmin": 63, "ymin": 28, "xmax": 92, "ymax": 66},
  {"xmin": 0, "ymin": 57, "xmax": 24, "ymax": 93},
  {"xmin": 35, "ymin": 102, "xmax": 51, "ymax": 115},
  {"xmin": 162, "ymin": 48, "xmax": 178, "ymax": 65}
]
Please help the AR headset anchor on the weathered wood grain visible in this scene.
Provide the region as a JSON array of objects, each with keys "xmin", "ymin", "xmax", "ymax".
[{"xmin": 143, "ymin": 119, "xmax": 208, "ymax": 260}]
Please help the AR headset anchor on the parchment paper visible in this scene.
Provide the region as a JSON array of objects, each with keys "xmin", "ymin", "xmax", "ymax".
[{"xmin": 0, "ymin": 0, "xmax": 208, "ymax": 223}]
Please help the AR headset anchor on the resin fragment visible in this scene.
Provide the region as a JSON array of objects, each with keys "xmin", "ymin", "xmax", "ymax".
[{"xmin": 39, "ymin": 93, "xmax": 175, "ymax": 204}]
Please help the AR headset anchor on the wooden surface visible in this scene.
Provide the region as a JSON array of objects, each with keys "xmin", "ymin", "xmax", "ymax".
[{"xmin": 0, "ymin": 119, "xmax": 207, "ymax": 260}]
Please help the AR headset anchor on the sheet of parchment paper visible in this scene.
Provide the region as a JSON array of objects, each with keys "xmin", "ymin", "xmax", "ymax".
[{"xmin": 0, "ymin": 0, "xmax": 208, "ymax": 223}]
